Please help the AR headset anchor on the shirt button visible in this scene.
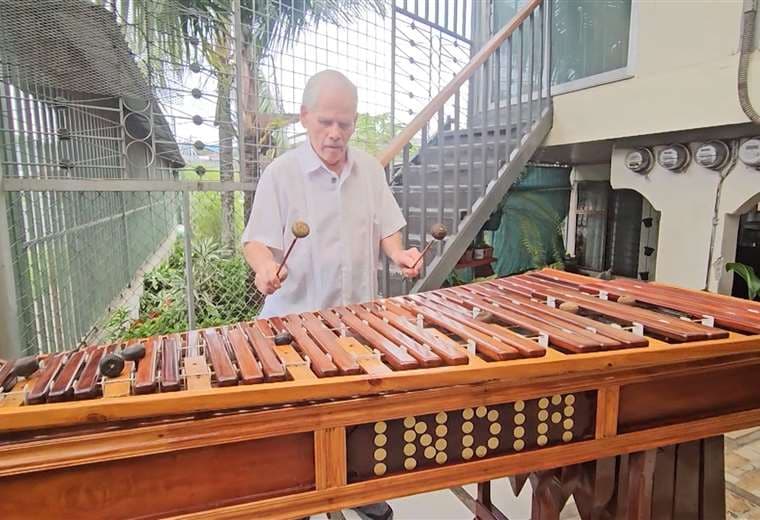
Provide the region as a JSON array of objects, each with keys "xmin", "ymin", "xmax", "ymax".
[{"xmin": 331, "ymin": 177, "xmax": 337, "ymax": 184}]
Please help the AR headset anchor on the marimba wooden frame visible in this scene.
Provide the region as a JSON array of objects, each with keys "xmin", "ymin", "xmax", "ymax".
[{"xmin": 2, "ymin": 333, "xmax": 760, "ymax": 519}]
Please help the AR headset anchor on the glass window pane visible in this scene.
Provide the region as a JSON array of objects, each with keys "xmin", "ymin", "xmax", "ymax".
[{"xmin": 492, "ymin": 0, "xmax": 632, "ymax": 87}]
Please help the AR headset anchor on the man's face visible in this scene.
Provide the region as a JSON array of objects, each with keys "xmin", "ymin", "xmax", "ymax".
[{"xmin": 300, "ymin": 86, "xmax": 357, "ymax": 172}]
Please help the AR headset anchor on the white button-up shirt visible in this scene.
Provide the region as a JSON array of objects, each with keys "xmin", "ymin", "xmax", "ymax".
[{"xmin": 241, "ymin": 142, "xmax": 406, "ymax": 318}]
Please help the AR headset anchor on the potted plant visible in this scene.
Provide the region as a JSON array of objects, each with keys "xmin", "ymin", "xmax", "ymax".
[{"xmin": 726, "ymin": 262, "xmax": 760, "ymax": 300}]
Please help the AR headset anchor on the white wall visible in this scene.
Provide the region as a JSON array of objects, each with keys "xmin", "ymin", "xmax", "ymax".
[
  {"xmin": 546, "ymin": 1, "xmax": 760, "ymax": 146},
  {"xmin": 611, "ymin": 141, "xmax": 760, "ymax": 292}
]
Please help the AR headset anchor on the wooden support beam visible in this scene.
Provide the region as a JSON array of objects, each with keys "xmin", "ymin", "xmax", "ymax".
[
  {"xmin": 315, "ymin": 426, "xmax": 347, "ymax": 490},
  {"xmin": 596, "ymin": 386, "xmax": 620, "ymax": 439}
]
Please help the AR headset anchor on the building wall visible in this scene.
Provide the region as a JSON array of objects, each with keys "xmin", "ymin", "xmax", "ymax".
[
  {"xmin": 546, "ymin": 1, "xmax": 760, "ymax": 146},
  {"xmin": 610, "ymin": 140, "xmax": 760, "ymax": 292}
]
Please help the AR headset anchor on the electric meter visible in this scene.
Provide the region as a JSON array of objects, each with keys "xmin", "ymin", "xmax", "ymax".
[
  {"xmin": 695, "ymin": 141, "xmax": 730, "ymax": 170},
  {"xmin": 624, "ymin": 148, "xmax": 654, "ymax": 174},
  {"xmin": 739, "ymin": 137, "xmax": 760, "ymax": 168},
  {"xmin": 657, "ymin": 144, "xmax": 690, "ymax": 172}
]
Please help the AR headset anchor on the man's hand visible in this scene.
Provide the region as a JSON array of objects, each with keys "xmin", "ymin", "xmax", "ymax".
[
  {"xmin": 255, "ymin": 261, "xmax": 288, "ymax": 295},
  {"xmin": 393, "ymin": 247, "xmax": 423, "ymax": 278}
]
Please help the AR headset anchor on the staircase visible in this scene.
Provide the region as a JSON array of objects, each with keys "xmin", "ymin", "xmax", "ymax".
[{"xmin": 378, "ymin": 0, "xmax": 553, "ymax": 296}]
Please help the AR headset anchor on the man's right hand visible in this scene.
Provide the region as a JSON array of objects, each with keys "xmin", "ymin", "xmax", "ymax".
[{"xmin": 255, "ymin": 262, "xmax": 288, "ymax": 295}]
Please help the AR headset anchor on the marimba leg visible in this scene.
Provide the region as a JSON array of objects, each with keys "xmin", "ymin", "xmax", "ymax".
[{"xmin": 474, "ymin": 481, "xmax": 509, "ymax": 520}]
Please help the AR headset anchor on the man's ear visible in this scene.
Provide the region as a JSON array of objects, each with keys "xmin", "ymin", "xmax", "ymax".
[{"xmin": 299, "ymin": 104, "xmax": 308, "ymax": 127}]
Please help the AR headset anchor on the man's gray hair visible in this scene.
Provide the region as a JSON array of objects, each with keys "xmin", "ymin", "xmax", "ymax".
[{"xmin": 302, "ymin": 70, "xmax": 358, "ymax": 111}]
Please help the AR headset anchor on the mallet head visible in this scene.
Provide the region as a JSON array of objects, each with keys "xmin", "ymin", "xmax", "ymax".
[
  {"xmin": 431, "ymin": 223, "xmax": 448, "ymax": 241},
  {"xmin": 292, "ymin": 220, "xmax": 310, "ymax": 239}
]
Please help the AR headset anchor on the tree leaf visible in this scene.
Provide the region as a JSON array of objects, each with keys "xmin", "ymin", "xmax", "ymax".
[{"xmin": 726, "ymin": 262, "xmax": 760, "ymax": 300}]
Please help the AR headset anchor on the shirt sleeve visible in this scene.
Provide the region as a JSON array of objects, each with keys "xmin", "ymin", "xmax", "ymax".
[
  {"xmin": 240, "ymin": 166, "xmax": 284, "ymax": 252},
  {"xmin": 377, "ymin": 166, "xmax": 406, "ymax": 239}
]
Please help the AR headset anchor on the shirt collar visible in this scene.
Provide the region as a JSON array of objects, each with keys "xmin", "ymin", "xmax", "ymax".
[{"xmin": 297, "ymin": 140, "xmax": 354, "ymax": 178}]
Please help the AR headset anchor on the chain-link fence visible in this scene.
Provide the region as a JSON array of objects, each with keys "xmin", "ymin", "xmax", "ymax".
[{"xmin": 0, "ymin": 0, "xmax": 472, "ymax": 357}]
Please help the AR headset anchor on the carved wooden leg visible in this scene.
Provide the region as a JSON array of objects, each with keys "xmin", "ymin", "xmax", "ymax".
[
  {"xmin": 473, "ymin": 481, "xmax": 509, "ymax": 520},
  {"xmin": 699, "ymin": 436, "xmax": 725, "ymax": 520},
  {"xmin": 530, "ymin": 469, "xmax": 568, "ymax": 520},
  {"xmin": 509, "ymin": 473, "xmax": 529, "ymax": 497},
  {"xmin": 673, "ymin": 441, "xmax": 701, "ymax": 520},
  {"xmin": 626, "ymin": 449, "xmax": 657, "ymax": 520},
  {"xmin": 652, "ymin": 445, "xmax": 677, "ymax": 520},
  {"xmin": 573, "ymin": 458, "xmax": 616, "ymax": 520}
]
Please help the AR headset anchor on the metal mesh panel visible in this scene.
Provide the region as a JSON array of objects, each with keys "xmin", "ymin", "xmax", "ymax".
[
  {"xmin": 7, "ymin": 190, "xmax": 180, "ymax": 354},
  {"xmin": 0, "ymin": 0, "xmax": 473, "ymax": 356}
]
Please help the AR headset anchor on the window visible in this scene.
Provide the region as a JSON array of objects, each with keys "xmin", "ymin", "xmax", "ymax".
[{"xmin": 491, "ymin": 0, "xmax": 633, "ymax": 91}]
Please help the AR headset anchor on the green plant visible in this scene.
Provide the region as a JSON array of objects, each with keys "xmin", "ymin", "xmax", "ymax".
[
  {"xmin": 513, "ymin": 193, "xmax": 567, "ymax": 270},
  {"xmin": 104, "ymin": 238, "xmax": 262, "ymax": 341},
  {"xmin": 726, "ymin": 262, "xmax": 760, "ymax": 300}
]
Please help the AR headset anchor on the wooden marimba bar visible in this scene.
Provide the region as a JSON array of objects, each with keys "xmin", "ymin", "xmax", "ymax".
[{"xmin": 1, "ymin": 269, "xmax": 759, "ymax": 519}]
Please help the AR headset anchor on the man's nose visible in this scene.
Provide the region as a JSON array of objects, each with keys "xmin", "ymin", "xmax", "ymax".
[{"xmin": 327, "ymin": 127, "xmax": 342, "ymax": 140}]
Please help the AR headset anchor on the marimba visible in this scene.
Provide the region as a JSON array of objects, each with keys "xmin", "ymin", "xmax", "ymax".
[{"xmin": 1, "ymin": 269, "xmax": 759, "ymax": 519}]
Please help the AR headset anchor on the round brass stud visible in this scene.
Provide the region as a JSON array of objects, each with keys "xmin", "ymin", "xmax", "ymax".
[
  {"xmin": 476, "ymin": 446, "xmax": 487, "ymax": 458},
  {"xmin": 463, "ymin": 435, "xmax": 474, "ymax": 447},
  {"xmin": 514, "ymin": 413, "xmax": 526, "ymax": 425},
  {"xmin": 374, "ymin": 434, "xmax": 387, "ymax": 447},
  {"xmin": 565, "ymin": 394, "xmax": 575, "ymax": 406},
  {"xmin": 435, "ymin": 439, "xmax": 447, "ymax": 451},
  {"xmin": 415, "ymin": 422, "xmax": 428, "ymax": 434},
  {"xmin": 404, "ymin": 416, "xmax": 416, "ymax": 428},
  {"xmin": 374, "ymin": 463, "xmax": 387, "ymax": 476},
  {"xmin": 436, "ymin": 411, "xmax": 448, "ymax": 424},
  {"xmin": 435, "ymin": 452, "xmax": 448, "ymax": 464},
  {"xmin": 404, "ymin": 430, "xmax": 416, "ymax": 443},
  {"xmin": 374, "ymin": 448, "xmax": 387, "ymax": 461},
  {"xmin": 513, "ymin": 426, "xmax": 525, "ymax": 438},
  {"xmin": 488, "ymin": 437, "xmax": 499, "ymax": 450},
  {"xmin": 564, "ymin": 406, "xmax": 575, "ymax": 417},
  {"xmin": 537, "ymin": 435, "xmax": 548, "ymax": 446},
  {"xmin": 462, "ymin": 421, "xmax": 474, "ymax": 434},
  {"xmin": 463, "ymin": 408, "xmax": 474, "ymax": 420},
  {"xmin": 513, "ymin": 439, "xmax": 525, "ymax": 451},
  {"xmin": 538, "ymin": 398, "xmax": 550, "ymax": 409},
  {"xmin": 552, "ymin": 412, "xmax": 562, "ymax": 424},
  {"xmin": 420, "ymin": 434, "xmax": 432, "ymax": 447},
  {"xmin": 424, "ymin": 446, "xmax": 436, "ymax": 459},
  {"xmin": 374, "ymin": 421, "xmax": 387, "ymax": 434},
  {"xmin": 487, "ymin": 410, "xmax": 499, "ymax": 422},
  {"xmin": 476, "ymin": 406, "xmax": 487, "ymax": 418},
  {"xmin": 563, "ymin": 418, "xmax": 574, "ymax": 430},
  {"xmin": 462, "ymin": 448, "xmax": 474, "ymax": 460},
  {"xmin": 538, "ymin": 410, "xmax": 549, "ymax": 422},
  {"xmin": 403, "ymin": 443, "xmax": 416, "ymax": 456},
  {"xmin": 537, "ymin": 423, "xmax": 549, "ymax": 435},
  {"xmin": 562, "ymin": 431, "xmax": 573, "ymax": 442},
  {"xmin": 551, "ymin": 394, "xmax": 562, "ymax": 406},
  {"xmin": 435, "ymin": 425, "xmax": 448, "ymax": 437},
  {"xmin": 513, "ymin": 400, "xmax": 525, "ymax": 412},
  {"xmin": 489, "ymin": 423, "xmax": 502, "ymax": 435},
  {"xmin": 404, "ymin": 457, "xmax": 417, "ymax": 470}
]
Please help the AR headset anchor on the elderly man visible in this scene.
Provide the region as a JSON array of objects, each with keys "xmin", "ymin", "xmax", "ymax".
[{"xmin": 241, "ymin": 70, "xmax": 421, "ymax": 520}]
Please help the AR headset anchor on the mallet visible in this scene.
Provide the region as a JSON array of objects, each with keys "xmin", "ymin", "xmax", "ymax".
[
  {"xmin": 410, "ymin": 223, "xmax": 448, "ymax": 270},
  {"xmin": 99, "ymin": 343, "xmax": 147, "ymax": 379},
  {"xmin": 276, "ymin": 220, "xmax": 310, "ymax": 278}
]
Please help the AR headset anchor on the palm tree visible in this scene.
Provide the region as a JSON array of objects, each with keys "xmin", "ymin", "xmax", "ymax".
[{"xmin": 112, "ymin": 0, "xmax": 384, "ymax": 248}]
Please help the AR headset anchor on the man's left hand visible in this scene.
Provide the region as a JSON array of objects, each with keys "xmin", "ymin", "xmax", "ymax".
[{"xmin": 393, "ymin": 247, "xmax": 423, "ymax": 278}]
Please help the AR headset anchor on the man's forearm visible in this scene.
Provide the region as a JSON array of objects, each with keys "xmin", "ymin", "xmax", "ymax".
[
  {"xmin": 243, "ymin": 240, "xmax": 277, "ymax": 273},
  {"xmin": 380, "ymin": 231, "xmax": 404, "ymax": 263}
]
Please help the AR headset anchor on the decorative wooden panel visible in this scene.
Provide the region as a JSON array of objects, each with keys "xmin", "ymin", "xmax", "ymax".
[{"xmin": 346, "ymin": 392, "xmax": 595, "ymax": 482}]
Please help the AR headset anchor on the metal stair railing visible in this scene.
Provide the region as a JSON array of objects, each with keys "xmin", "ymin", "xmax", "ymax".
[{"xmin": 377, "ymin": 0, "xmax": 553, "ymax": 295}]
